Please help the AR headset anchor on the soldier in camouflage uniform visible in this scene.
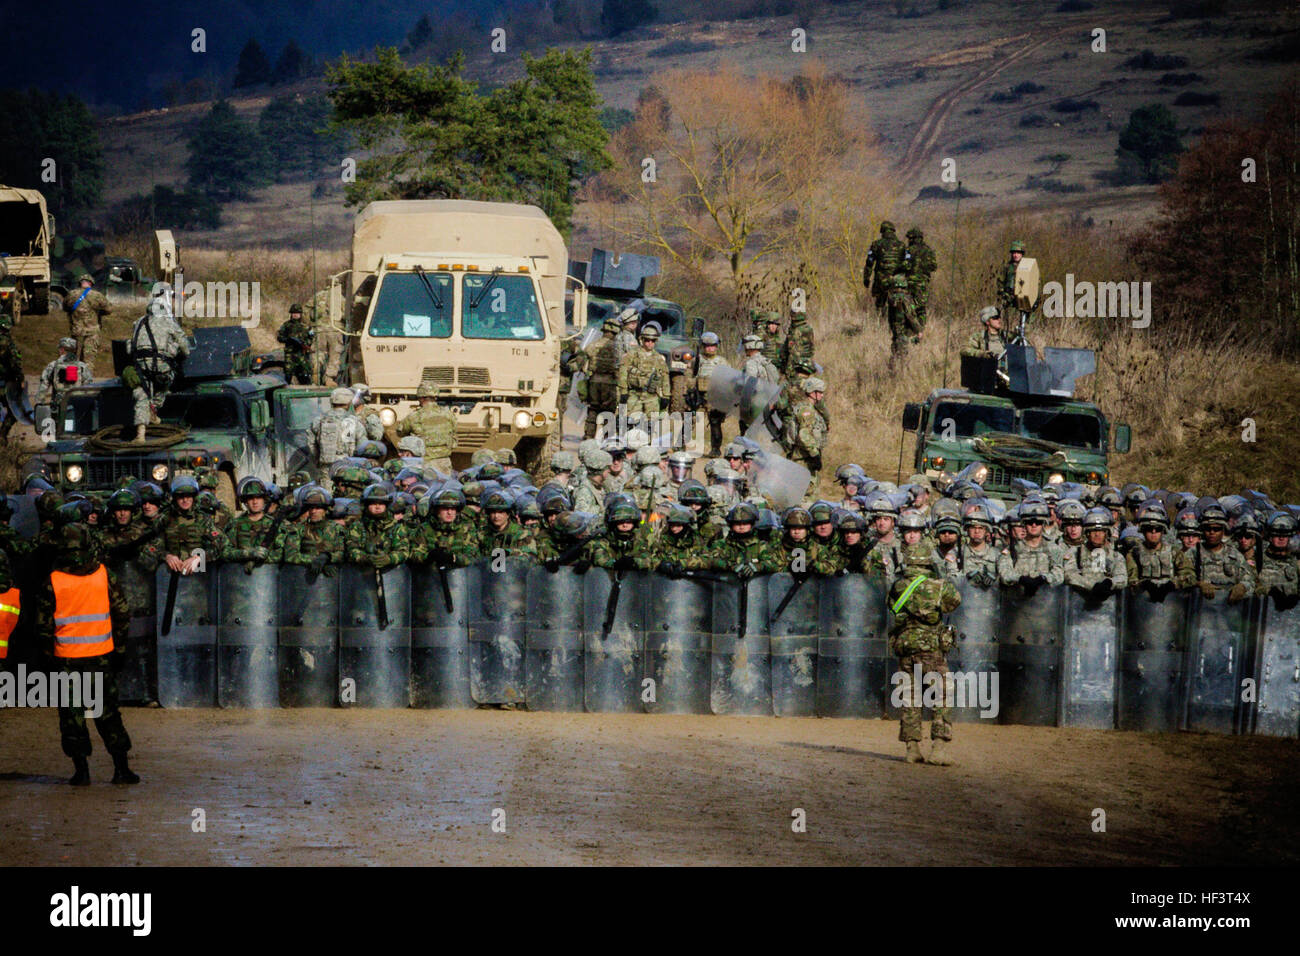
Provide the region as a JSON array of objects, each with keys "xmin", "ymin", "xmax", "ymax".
[
  {"xmin": 96, "ymin": 488, "xmax": 160, "ymax": 619},
  {"xmin": 1175, "ymin": 505, "xmax": 1255, "ymax": 600},
  {"xmin": 34, "ymin": 521, "xmax": 139, "ymax": 785},
  {"xmin": 690, "ymin": 331, "xmax": 730, "ymax": 457},
  {"xmin": 997, "ymin": 499, "xmax": 1065, "ymax": 592},
  {"xmin": 64, "ymin": 274, "xmax": 111, "ymax": 367},
  {"xmin": 311, "ymin": 389, "xmax": 366, "ymax": 486},
  {"xmin": 931, "ymin": 513, "xmax": 964, "ymax": 582},
  {"xmin": 998, "ymin": 239, "xmax": 1027, "ymax": 324},
  {"xmin": 619, "ymin": 325, "xmax": 669, "ymax": 429},
  {"xmin": 309, "ymin": 289, "xmax": 342, "ymax": 385},
  {"xmin": 637, "ymin": 504, "xmax": 712, "ymax": 575},
  {"xmin": 889, "ymin": 547, "xmax": 962, "ymax": 765},
  {"xmin": 1256, "ymin": 511, "xmax": 1299, "ymax": 601},
  {"xmin": 1173, "ymin": 509, "xmax": 1200, "ymax": 553},
  {"xmin": 1064, "ymin": 508, "xmax": 1128, "ymax": 597},
  {"xmin": 678, "ymin": 481, "xmax": 722, "ymax": 545},
  {"xmin": 410, "ymin": 487, "xmax": 481, "ymax": 567},
  {"xmin": 710, "ymin": 502, "xmax": 782, "ymax": 578},
  {"xmin": 396, "ymin": 383, "xmax": 456, "ymax": 474},
  {"xmin": 886, "ymin": 273, "xmax": 923, "ymax": 362},
  {"xmin": 865, "ymin": 221, "xmax": 906, "ymax": 315},
  {"xmin": 960, "ymin": 504, "xmax": 1001, "ymax": 587},
  {"xmin": 127, "ymin": 295, "xmax": 191, "ymax": 442},
  {"xmin": 864, "ymin": 497, "xmax": 906, "ymax": 582},
  {"xmin": 755, "ymin": 312, "xmax": 783, "ymax": 369},
  {"xmin": 148, "ymin": 476, "xmax": 222, "ymax": 574},
  {"xmin": 538, "ymin": 512, "xmax": 591, "ymax": 568},
  {"xmin": 343, "ymin": 484, "xmax": 411, "ymax": 568},
  {"xmin": 37, "ymin": 338, "xmax": 92, "ymax": 406},
  {"xmin": 195, "ymin": 467, "xmax": 234, "ymax": 531},
  {"xmin": 276, "ymin": 303, "xmax": 315, "ymax": 385},
  {"xmin": 771, "ymin": 506, "xmax": 837, "ymax": 575},
  {"xmin": 903, "ymin": 227, "xmax": 937, "ymax": 327},
  {"xmin": 0, "ymin": 314, "xmax": 23, "ymax": 442},
  {"xmin": 1126, "ymin": 505, "xmax": 1191, "ymax": 598},
  {"xmin": 1055, "ymin": 499, "xmax": 1087, "ymax": 556},
  {"xmin": 583, "ymin": 498, "xmax": 644, "ymax": 570},
  {"xmin": 219, "ymin": 477, "xmax": 286, "ymax": 569},
  {"xmin": 280, "ymin": 486, "xmax": 345, "ymax": 575},
  {"xmin": 738, "ymin": 334, "xmax": 780, "ymax": 435},
  {"xmin": 777, "ymin": 312, "xmax": 814, "ymax": 381},
  {"xmin": 782, "ymin": 377, "xmax": 828, "ymax": 484},
  {"xmin": 961, "ymin": 306, "xmax": 1012, "ymax": 360},
  {"xmin": 477, "ymin": 490, "xmax": 537, "ymax": 559},
  {"xmin": 825, "ymin": 511, "xmax": 870, "ymax": 574},
  {"xmin": 574, "ymin": 446, "xmax": 612, "ymax": 514},
  {"xmin": 582, "ymin": 317, "xmax": 622, "ymax": 440},
  {"xmin": 808, "ymin": 501, "xmax": 845, "ymax": 569}
]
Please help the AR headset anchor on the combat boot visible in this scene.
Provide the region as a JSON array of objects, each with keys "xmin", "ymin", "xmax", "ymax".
[
  {"xmin": 132, "ymin": 424, "xmax": 147, "ymax": 444},
  {"xmin": 927, "ymin": 739, "xmax": 954, "ymax": 766},
  {"xmin": 904, "ymin": 742, "xmax": 925, "ymax": 764},
  {"xmin": 111, "ymin": 753, "xmax": 140, "ymax": 785},
  {"xmin": 69, "ymin": 757, "xmax": 90, "ymax": 786}
]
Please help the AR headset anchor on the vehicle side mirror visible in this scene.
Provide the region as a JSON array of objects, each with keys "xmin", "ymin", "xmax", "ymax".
[
  {"xmin": 1114, "ymin": 423, "xmax": 1131, "ymax": 454},
  {"xmin": 902, "ymin": 402, "xmax": 922, "ymax": 432},
  {"xmin": 250, "ymin": 400, "xmax": 270, "ymax": 431},
  {"xmin": 691, "ymin": 316, "xmax": 705, "ymax": 339}
]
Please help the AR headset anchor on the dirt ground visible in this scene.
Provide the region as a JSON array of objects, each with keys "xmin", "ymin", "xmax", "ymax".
[{"xmin": 1, "ymin": 708, "xmax": 1296, "ymax": 866}]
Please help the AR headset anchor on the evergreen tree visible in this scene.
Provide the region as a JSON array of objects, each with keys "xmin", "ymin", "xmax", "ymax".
[
  {"xmin": 185, "ymin": 100, "xmax": 269, "ymax": 201},
  {"xmin": 273, "ymin": 40, "xmax": 310, "ymax": 84},
  {"xmin": 234, "ymin": 38, "xmax": 273, "ymax": 88},
  {"xmin": 1116, "ymin": 104, "xmax": 1183, "ymax": 184}
]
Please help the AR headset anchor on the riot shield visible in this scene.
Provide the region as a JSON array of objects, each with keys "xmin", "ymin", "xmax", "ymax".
[
  {"xmin": 338, "ymin": 564, "xmax": 411, "ymax": 708},
  {"xmin": 155, "ymin": 568, "xmax": 216, "ymax": 708},
  {"xmin": 562, "ymin": 376, "xmax": 587, "ymax": 449},
  {"xmin": 816, "ymin": 573, "xmax": 889, "ymax": 718},
  {"xmin": 997, "ymin": 584, "xmax": 1064, "ymax": 726},
  {"xmin": 707, "ymin": 365, "xmax": 781, "ymax": 422},
  {"xmin": 216, "ymin": 563, "xmax": 279, "ymax": 708},
  {"xmin": 1060, "ymin": 588, "xmax": 1120, "ymax": 729},
  {"xmin": 710, "ymin": 575, "xmax": 772, "ymax": 716},
  {"xmin": 467, "ymin": 558, "xmax": 528, "ymax": 706},
  {"xmin": 277, "ymin": 564, "xmax": 339, "ymax": 707},
  {"xmin": 1118, "ymin": 587, "xmax": 1189, "ymax": 732},
  {"xmin": 1251, "ymin": 595, "xmax": 1300, "ymax": 738},
  {"xmin": 410, "ymin": 564, "xmax": 472, "ymax": 709},
  {"xmin": 1183, "ymin": 592, "xmax": 1252, "ymax": 734},
  {"xmin": 525, "ymin": 565, "xmax": 585, "ymax": 712},
  {"xmin": 644, "ymin": 574, "xmax": 712, "ymax": 714},
  {"xmin": 109, "ymin": 557, "xmax": 157, "ymax": 704},
  {"xmin": 747, "ymin": 451, "xmax": 813, "ymax": 512},
  {"xmin": 946, "ymin": 577, "xmax": 1000, "ymax": 724},
  {"xmin": 768, "ymin": 572, "xmax": 819, "ymax": 717},
  {"xmin": 582, "ymin": 568, "xmax": 647, "ymax": 713},
  {"xmin": 3, "ymin": 380, "xmax": 34, "ymax": 426}
]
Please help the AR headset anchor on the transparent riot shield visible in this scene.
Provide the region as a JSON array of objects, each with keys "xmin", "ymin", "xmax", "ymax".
[
  {"xmin": 339, "ymin": 564, "xmax": 411, "ymax": 708},
  {"xmin": 997, "ymin": 584, "xmax": 1065, "ymax": 726},
  {"xmin": 946, "ymin": 577, "xmax": 1000, "ymax": 724},
  {"xmin": 710, "ymin": 575, "xmax": 772, "ymax": 716},
  {"xmin": 525, "ymin": 565, "xmax": 585, "ymax": 712},
  {"xmin": 707, "ymin": 365, "xmax": 781, "ymax": 422},
  {"xmin": 277, "ymin": 564, "xmax": 339, "ymax": 708},
  {"xmin": 155, "ymin": 567, "xmax": 216, "ymax": 708},
  {"xmin": 768, "ymin": 572, "xmax": 819, "ymax": 717},
  {"xmin": 582, "ymin": 568, "xmax": 647, "ymax": 713},
  {"xmin": 644, "ymin": 573, "xmax": 712, "ymax": 714},
  {"xmin": 1251, "ymin": 594, "xmax": 1300, "ymax": 738},
  {"xmin": 411, "ymin": 564, "xmax": 472, "ymax": 709},
  {"xmin": 1182, "ymin": 591, "xmax": 1253, "ymax": 734},
  {"xmin": 816, "ymin": 573, "xmax": 889, "ymax": 718},
  {"xmin": 109, "ymin": 557, "xmax": 157, "ymax": 704},
  {"xmin": 1118, "ymin": 587, "xmax": 1189, "ymax": 732},
  {"xmin": 1060, "ymin": 587, "xmax": 1120, "ymax": 729},
  {"xmin": 216, "ymin": 563, "xmax": 279, "ymax": 708},
  {"xmin": 467, "ymin": 558, "xmax": 528, "ymax": 706}
]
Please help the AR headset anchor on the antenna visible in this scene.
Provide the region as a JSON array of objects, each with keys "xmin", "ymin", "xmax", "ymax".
[{"xmin": 942, "ymin": 179, "xmax": 962, "ymax": 389}]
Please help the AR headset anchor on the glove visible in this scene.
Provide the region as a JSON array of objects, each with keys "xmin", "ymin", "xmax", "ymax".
[
  {"xmin": 735, "ymin": 562, "xmax": 756, "ymax": 581},
  {"xmin": 1227, "ymin": 583, "xmax": 1248, "ymax": 603},
  {"xmin": 1092, "ymin": 579, "xmax": 1113, "ymax": 598},
  {"xmin": 544, "ymin": 560, "xmax": 560, "ymax": 573},
  {"xmin": 1198, "ymin": 580, "xmax": 1217, "ymax": 599},
  {"xmin": 309, "ymin": 554, "xmax": 328, "ymax": 576},
  {"xmin": 658, "ymin": 560, "xmax": 682, "ymax": 578},
  {"xmin": 572, "ymin": 560, "xmax": 591, "ymax": 575},
  {"xmin": 251, "ymin": 546, "xmax": 269, "ymax": 563},
  {"xmin": 372, "ymin": 553, "xmax": 392, "ymax": 570},
  {"xmin": 613, "ymin": 556, "xmax": 635, "ymax": 572}
]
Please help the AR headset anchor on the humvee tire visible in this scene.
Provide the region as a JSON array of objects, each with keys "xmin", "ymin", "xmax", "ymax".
[{"xmin": 30, "ymin": 287, "xmax": 49, "ymax": 315}]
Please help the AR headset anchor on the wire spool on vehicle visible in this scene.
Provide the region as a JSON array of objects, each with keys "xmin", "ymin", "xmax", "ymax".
[{"xmin": 86, "ymin": 422, "xmax": 188, "ymax": 452}]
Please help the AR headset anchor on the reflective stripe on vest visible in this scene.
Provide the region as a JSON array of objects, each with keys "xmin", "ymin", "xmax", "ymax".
[
  {"xmin": 52, "ymin": 565, "xmax": 114, "ymax": 658},
  {"xmin": 0, "ymin": 587, "xmax": 18, "ymax": 659}
]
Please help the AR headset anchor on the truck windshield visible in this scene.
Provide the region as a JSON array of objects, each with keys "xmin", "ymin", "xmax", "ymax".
[
  {"xmin": 1022, "ymin": 408, "xmax": 1103, "ymax": 450},
  {"xmin": 367, "ymin": 272, "xmax": 453, "ymax": 338},
  {"xmin": 930, "ymin": 401, "xmax": 1015, "ymax": 437},
  {"xmin": 462, "ymin": 273, "xmax": 545, "ymax": 340},
  {"xmin": 159, "ymin": 393, "xmax": 241, "ymax": 429}
]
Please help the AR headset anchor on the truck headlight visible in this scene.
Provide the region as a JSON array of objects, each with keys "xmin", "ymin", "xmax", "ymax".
[
  {"xmin": 65, "ymin": 465, "xmax": 84, "ymax": 484},
  {"xmin": 152, "ymin": 464, "xmax": 170, "ymax": 482},
  {"xmin": 1048, "ymin": 472, "xmax": 1064, "ymax": 485},
  {"xmin": 513, "ymin": 410, "xmax": 532, "ymax": 430},
  {"xmin": 379, "ymin": 408, "xmax": 397, "ymax": 427}
]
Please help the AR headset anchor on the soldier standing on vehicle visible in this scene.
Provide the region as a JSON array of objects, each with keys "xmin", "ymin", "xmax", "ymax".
[
  {"xmin": 280, "ymin": 486, "xmax": 345, "ymax": 574},
  {"xmin": 311, "ymin": 389, "xmax": 366, "ymax": 486},
  {"xmin": 998, "ymin": 240, "xmax": 1027, "ymax": 324},
  {"xmin": 690, "ymin": 330, "xmax": 730, "ymax": 458},
  {"xmin": 777, "ymin": 311, "xmax": 815, "ymax": 381},
  {"xmin": 903, "ymin": 227, "xmax": 937, "ymax": 328},
  {"xmin": 37, "ymin": 337, "xmax": 90, "ymax": 407},
  {"xmin": 865, "ymin": 221, "xmax": 906, "ymax": 315},
  {"xmin": 396, "ymin": 383, "xmax": 456, "ymax": 474},
  {"xmin": 36, "ymin": 520, "xmax": 140, "ymax": 785},
  {"xmin": 276, "ymin": 304, "xmax": 315, "ymax": 386},
  {"xmin": 618, "ymin": 325, "xmax": 669, "ymax": 430},
  {"xmin": 782, "ymin": 377, "xmax": 828, "ymax": 485},
  {"xmin": 961, "ymin": 306, "xmax": 1012, "ymax": 360},
  {"xmin": 126, "ymin": 295, "xmax": 190, "ymax": 443},
  {"xmin": 889, "ymin": 549, "xmax": 962, "ymax": 766},
  {"xmin": 887, "ymin": 274, "xmax": 923, "ymax": 362},
  {"xmin": 64, "ymin": 274, "xmax": 110, "ymax": 368}
]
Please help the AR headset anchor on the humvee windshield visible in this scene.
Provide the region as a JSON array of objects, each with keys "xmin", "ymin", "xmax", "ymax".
[
  {"xmin": 367, "ymin": 272, "xmax": 453, "ymax": 338},
  {"xmin": 462, "ymin": 273, "xmax": 544, "ymax": 340},
  {"xmin": 63, "ymin": 389, "xmax": 240, "ymax": 435},
  {"xmin": 582, "ymin": 297, "xmax": 685, "ymax": 338},
  {"xmin": 1022, "ymin": 408, "xmax": 1103, "ymax": 450},
  {"xmin": 931, "ymin": 401, "xmax": 1015, "ymax": 437},
  {"xmin": 159, "ymin": 393, "xmax": 241, "ymax": 429}
]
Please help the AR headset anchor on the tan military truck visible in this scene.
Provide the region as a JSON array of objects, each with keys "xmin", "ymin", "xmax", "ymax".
[
  {"xmin": 329, "ymin": 199, "xmax": 586, "ymax": 471},
  {"xmin": 0, "ymin": 184, "xmax": 55, "ymax": 322}
]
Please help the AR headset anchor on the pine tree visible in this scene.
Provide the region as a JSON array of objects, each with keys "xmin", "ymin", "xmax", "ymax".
[
  {"xmin": 186, "ymin": 100, "xmax": 270, "ymax": 201},
  {"xmin": 234, "ymin": 38, "xmax": 273, "ymax": 88}
]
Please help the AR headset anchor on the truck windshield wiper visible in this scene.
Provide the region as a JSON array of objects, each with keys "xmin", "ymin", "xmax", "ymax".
[
  {"xmin": 412, "ymin": 265, "xmax": 444, "ymax": 311},
  {"xmin": 469, "ymin": 268, "xmax": 504, "ymax": 311}
]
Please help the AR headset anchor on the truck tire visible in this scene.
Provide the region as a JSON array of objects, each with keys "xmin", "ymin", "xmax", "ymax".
[
  {"xmin": 516, "ymin": 434, "xmax": 552, "ymax": 478},
  {"xmin": 30, "ymin": 286, "xmax": 49, "ymax": 315}
]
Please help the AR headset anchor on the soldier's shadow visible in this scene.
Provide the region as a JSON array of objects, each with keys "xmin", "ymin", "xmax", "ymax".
[
  {"xmin": 0, "ymin": 771, "xmax": 69, "ymax": 785},
  {"xmin": 781, "ymin": 741, "xmax": 903, "ymax": 762}
]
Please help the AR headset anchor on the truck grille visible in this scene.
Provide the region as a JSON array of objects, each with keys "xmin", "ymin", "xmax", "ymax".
[
  {"xmin": 421, "ymin": 366, "xmax": 454, "ymax": 386},
  {"xmin": 89, "ymin": 458, "xmax": 150, "ymax": 487},
  {"xmin": 455, "ymin": 426, "xmax": 491, "ymax": 449},
  {"xmin": 988, "ymin": 465, "xmax": 1046, "ymax": 489},
  {"xmin": 458, "ymin": 367, "xmax": 491, "ymax": 387}
]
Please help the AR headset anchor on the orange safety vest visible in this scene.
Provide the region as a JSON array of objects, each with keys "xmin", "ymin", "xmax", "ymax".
[
  {"xmin": 0, "ymin": 587, "xmax": 18, "ymax": 659},
  {"xmin": 51, "ymin": 565, "xmax": 114, "ymax": 659}
]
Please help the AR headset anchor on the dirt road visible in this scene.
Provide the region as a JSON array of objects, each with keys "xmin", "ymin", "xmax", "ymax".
[{"xmin": 2, "ymin": 708, "xmax": 1295, "ymax": 866}]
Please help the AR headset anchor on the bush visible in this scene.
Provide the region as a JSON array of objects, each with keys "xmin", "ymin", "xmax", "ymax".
[
  {"xmin": 953, "ymin": 138, "xmax": 985, "ymax": 154},
  {"xmin": 649, "ymin": 39, "xmax": 718, "ymax": 57},
  {"xmin": 1158, "ymin": 72, "xmax": 1203, "ymax": 86},
  {"xmin": 109, "ymin": 185, "xmax": 222, "ymax": 233},
  {"xmin": 599, "ymin": 107, "xmax": 636, "ymax": 133},
  {"xmin": 1019, "ymin": 113, "xmax": 1049, "ymax": 128},
  {"xmin": 1173, "ymin": 90, "xmax": 1221, "ymax": 106},
  {"xmin": 602, "ymin": 0, "xmax": 658, "ymax": 36},
  {"xmin": 1055, "ymin": 0, "xmax": 1092, "ymax": 10},
  {"xmin": 1013, "ymin": 81, "xmax": 1046, "ymax": 95},
  {"xmin": 1053, "ymin": 97, "xmax": 1100, "ymax": 113},
  {"xmin": 1124, "ymin": 49, "xmax": 1189, "ymax": 70},
  {"xmin": 1023, "ymin": 175, "xmax": 1085, "ymax": 193},
  {"xmin": 1251, "ymin": 33, "xmax": 1300, "ymax": 63},
  {"xmin": 1115, "ymin": 103, "xmax": 1183, "ymax": 184}
]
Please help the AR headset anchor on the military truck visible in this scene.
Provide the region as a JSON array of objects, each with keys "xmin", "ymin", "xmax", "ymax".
[
  {"xmin": 901, "ymin": 346, "xmax": 1131, "ymax": 497},
  {"xmin": 329, "ymin": 199, "xmax": 586, "ymax": 472},
  {"xmin": 50, "ymin": 233, "xmax": 155, "ymax": 305},
  {"xmin": 0, "ymin": 184, "xmax": 55, "ymax": 322},
  {"xmin": 29, "ymin": 326, "xmax": 330, "ymax": 506}
]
